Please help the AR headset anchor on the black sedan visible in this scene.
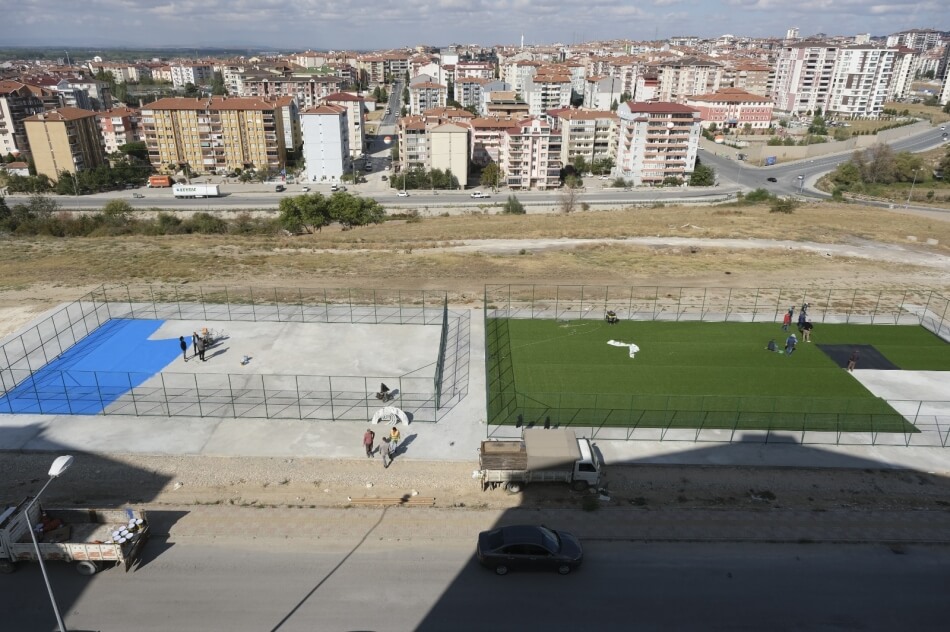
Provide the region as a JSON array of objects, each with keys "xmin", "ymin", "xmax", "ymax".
[
  {"xmin": 766, "ymin": 177, "xmax": 777, "ymax": 183},
  {"xmin": 476, "ymin": 525, "xmax": 583, "ymax": 575}
]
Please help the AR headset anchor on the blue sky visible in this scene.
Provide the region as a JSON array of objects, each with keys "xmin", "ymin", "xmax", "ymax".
[{"xmin": 5, "ymin": 0, "xmax": 947, "ymax": 49}]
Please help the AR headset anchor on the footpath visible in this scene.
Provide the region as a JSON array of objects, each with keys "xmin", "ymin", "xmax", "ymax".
[{"xmin": 147, "ymin": 504, "xmax": 950, "ymax": 545}]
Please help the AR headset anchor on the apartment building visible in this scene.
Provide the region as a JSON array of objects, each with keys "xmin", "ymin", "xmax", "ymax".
[
  {"xmin": 548, "ymin": 109, "xmax": 618, "ymax": 169},
  {"xmin": 470, "ymin": 116, "xmax": 516, "ymax": 166},
  {"xmin": 357, "ymin": 54, "xmax": 410, "ymax": 86},
  {"xmin": 827, "ymin": 46, "xmax": 895, "ymax": 118},
  {"xmin": 96, "ymin": 107, "xmax": 143, "ymax": 154},
  {"xmin": 685, "ymin": 88, "xmax": 774, "ymax": 129},
  {"xmin": 300, "ymin": 104, "xmax": 350, "ymax": 183},
  {"xmin": 502, "ymin": 60, "xmax": 540, "ymax": 96},
  {"xmin": 650, "ymin": 57, "xmax": 722, "ymax": 103},
  {"xmin": 142, "ymin": 96, "xmax": 293, "ymax": 175},
  {"xmin": 455, "ymin": 62, "xmax": 495, "ymax": 80},
  {"xmin": 887, "ymin": 47, "xmax": 919, "ymax": 102},
  {"xmin": 484, "ymin": 91, "xmax": 529, "ymax": 117},
  {"xmin": 409, "ymin": 82, "xmax": 447, "ymax": 116},
  {"xmin": 614, "ymin": 101, "xmax": 701, "ymax": 186},
  {"xmin": 885, "ymin": 29, "xmax": 943, "ymax": 52},
  {"xmin": 501, "ymin": 117, "xmax": 562, "ymax": 190},
  {"xmin": 772, "ymin": 44, "xmax": 838, "ymax": 115},
  {"xmin": 236, "ymin": 71, "xmax": 344, "ymax": 110},
  {"xmin": 397, "ymin": 115, "xmax": 429, "ymax": 170},
  {"xmin": 23, "ymin": 107, "xmax": 105, "ymax": 180},
  {"xmin": 582, "ymin": 76, "xmax": 623, "ymax": 110},
  {"xmin": 455, "ymin": 78, "xmax": 509, "ymax": 114},
  {"xmin": 0, "ymin": 80, "xmax": 45, "ymax": 157},
  {"xmin": 170, "ymin": 64, "xmax": 214, "ymax": 88},
  {"xmin": 321, "ymin": 92, "xmax": 366, "ymax": 156},
  {"xmin": 524, "ymin": 70, "xmax": 572, "ymax": 116},
  {"xmin": 429, "ymin": 123, "xmax": 470, "ymax": 184},
  {"xmin": 726, "ymin": 63, "xmax": 771, "ymax": 97}
]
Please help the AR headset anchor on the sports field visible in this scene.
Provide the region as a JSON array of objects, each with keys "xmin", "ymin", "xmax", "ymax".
[{"xmin": 486, "ymin": 319, "xmax": 950, "ymax": 433}]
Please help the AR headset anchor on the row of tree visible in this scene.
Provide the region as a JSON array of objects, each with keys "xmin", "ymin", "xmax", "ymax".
[
  {"xmin": 829, "ymin": 144, "xmax": 938, "ymax": 189},
  {"xmin": 277, "ymin": 191, "xmax": 386, "ymax": 233},
  {"xmin": 388, "ymin": 168, "xmax": 461, "ymax": 191}
]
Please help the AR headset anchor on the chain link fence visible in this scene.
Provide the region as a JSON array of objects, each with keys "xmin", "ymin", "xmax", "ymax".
[{"xmin": 485, "ymin": 284, "xmax": 950, "ymax": 446}]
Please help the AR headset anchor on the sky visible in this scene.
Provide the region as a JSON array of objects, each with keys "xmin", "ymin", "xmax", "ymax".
[{"xmin": 4, "ymin": 0, "xmax": 947, "ymax": 50}]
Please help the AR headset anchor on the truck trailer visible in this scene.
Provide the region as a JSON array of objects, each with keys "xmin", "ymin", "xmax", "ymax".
[
  {"xmin": 147, "ymin": 175, "xmax": 173, "ymax": 188},
  {"xmin": 477, "ymin": 428, "xmax": 603, "ymax": 493},
  {"xmin": 173, "ymin": 183, "xmax": 221, "ymax": 198},
  {"xmin": 0, "ymin": 498, "xmax": 149, "ymax": 575}
]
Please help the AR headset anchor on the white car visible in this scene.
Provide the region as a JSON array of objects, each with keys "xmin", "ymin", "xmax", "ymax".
[
  {"xmin": 397, "ymin": 190, "xmax": 409, "ymax": 197},
  {"xmin": 470, "ymin": 191, "xmax": 490, "ymax": 199}
]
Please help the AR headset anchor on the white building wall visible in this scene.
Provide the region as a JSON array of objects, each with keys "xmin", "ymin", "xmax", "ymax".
[{"xmin": 301, "ymin": 111, "xmax": 349, "ymax": 183}]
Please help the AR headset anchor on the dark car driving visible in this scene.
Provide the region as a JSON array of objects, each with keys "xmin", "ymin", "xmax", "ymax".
[
  {"xmin": 477, "ymin": 525, "xmax": 583, "ymax": 575},
  {"xmin": 766, "ymin": 177, "xmax": 777, "ymax": 182}
]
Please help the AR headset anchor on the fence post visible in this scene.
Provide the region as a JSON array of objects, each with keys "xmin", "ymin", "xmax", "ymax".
[
  {"xmin": 160, "ymin": 373, "xmax": 169, "ymax": 416},
  {"xmin": 250, "ymin": 287, "xmax": 257, "ymax": 322},
  {"xmin": 555, "ymin": 285, "xmax": 560, "ymax": 321},
  {"xmin": 225, "ymin": 286, "xmax": 232, "ymax": 321},
  {"xmin": 194, "ymin": 373, "xmax": 204, "ymax": 418},
  {"xmin": 126, "ymin": 285, "xmax": 134, "ymax": 319},
  {"xmin": 127, "ymin": 372, "xmax": 137, "ymax": 415},
  {"xmin": 328, "ymin": 376, "xmax": 335, "ymax": 421},
  {"xmin": 274, "ymin": 287, "xmax": 280, "ymax": 322},
  {"xmin": 93, "ymin": 371, "xmax": 105, "ymax": 416},
  {"xmin": 298, "ymin": 287, "xmax": 304, "ymax": 323},
  {"xmin": 200, "ymin": 286, "xmax": 208, "ymax": 321}
]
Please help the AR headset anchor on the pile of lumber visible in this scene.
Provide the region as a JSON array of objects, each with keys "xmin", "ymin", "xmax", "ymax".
[{"xmin": 345, "ymin": 496, "xmax": 435, "ymax": 507}]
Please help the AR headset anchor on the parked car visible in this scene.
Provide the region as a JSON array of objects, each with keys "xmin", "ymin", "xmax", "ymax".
[
  {"xmin": 132, "ymin": 193, "xmax": 145, "ymax": 198},
  {"xmin": 302, "ymin": 186, "xmax": 310, "ymax": 192},
  {"xmin": 477, "ymin": 525, "xmax": 583, "ymax": 576}
]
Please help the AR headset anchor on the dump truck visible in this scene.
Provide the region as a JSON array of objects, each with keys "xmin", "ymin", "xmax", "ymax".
[
  {"xmin": 173, "ymin": 183, "xmax": 221, "ymax": 198},
  {"xmin": 147, "ymin": 175, "xmax": 173, "ymax": 188},
  {"xmin": 477, "ymin": 428, "xmax": 603, "ymax": 493},
  {"xmin": 0, "ymin": 498, "xmax": 149, "ymax": 575}
]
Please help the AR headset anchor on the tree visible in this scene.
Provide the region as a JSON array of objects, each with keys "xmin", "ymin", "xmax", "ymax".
[
  {"xmin": 118, "ymin": 141, "xmax": 149, "ymax": 162},
  {"xmin": 402, "ymin": 87, "xmax": 409, "ymax": 105},
  {"xmin": 278, "ymin": 193, "xmax": 329, "ymax": 234},
  {"xmin": 558, "ymin": 186, "xmax": 579, "ymax": 214},
  {"xmin": 592, "ymin": 157, "xmax": 614, "ymax": 175},
  {"xmin": 480, "ymin": 163, "xmax": 501, "ymax": 189},
  {"xmin": 571, "ymin": 156, "xmax": 589, "ymax": 175},
  {"xmin": 101, "ymin": 200, "xmax": 134, "ymax": 227},
  {"xmin": 183, "ymin": 82, "xmax": 199, "ymax": 97},
  {"xmin": 502, "ymin": 195, "xmax": 525, "ymax": 214},
  {"xmin": 610, "ymin": 99, "xmax": 618, "ymax": 112},
  {"xmin": 211, "ymin": 71, "xmax": 227, "ymax": 96},
  {"xmin": 770, "ymin": 197, "xmax": 799, "ymax": 214},
  {"xmin": 808, "ymin": 114, "xmax": 827, "ymax": 135},
  {"xmin": 689, "ymin": 163, "xmax": 715, "ymax": 186}
]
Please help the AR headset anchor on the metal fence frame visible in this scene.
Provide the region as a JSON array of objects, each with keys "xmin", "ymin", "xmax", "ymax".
[
  {"xmin": 485, "ymin": 284, "xmax": 950, "ymax": 446},
  {"xmin": 0, "ymin": 285, "xmax": 457, "ymax": 423}
]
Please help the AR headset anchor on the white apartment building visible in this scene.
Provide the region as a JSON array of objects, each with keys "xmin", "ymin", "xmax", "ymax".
[
  {"xmin": 524, "ymin": 71, "xmax": 572, "ymax": 116},
  {"xmin": 455, "ymin": 62, "xmax": 495, "ymax": 80},
  {"xmin": 502, "ymin": 61, "xmax": 540, "ymax": 96},
  {"xmin": 300, "ymin": 104, "xmax": 350, "ymax": 183},
  {"xmin": 170, "ymin": 64, "xmax": 214, "ymax": 89},
  {"xmin": 583, "ymin": 76, "xmax": 623, "ymax": 111},
  {"xmin": 470, "ymin": 116, "xmax": 515, "ymax": 166},
  {"xmin": 772, "ymin": 44, "xmax": 838, "ymax": 115},
  {"xmin": 501, "ymin": 117, "xmax": 561, "ymax": 191},
  {"xmin": 888, "ymin": 48, "xmax": 919, "ymax": 102},
  {"xmin": 885, "ymin": 29, "xmax": 942, "ymax": 52},
  {"xmin": 409, "ymin": 82, "xmax": 447, "ymax": 116},
  {"xmin": 651, "ymin": 58, "xmax": 722, "ymax": 103},
  {"xmin": 827, "ymin": 46, "xmax": 896, "ymax": 118},
  {"xmin": 614, "ymin": 101, "xmax": 701, "ymax": 187},
  {"xmin": 549, "ymin": 109, "xmax": 618, "ymax": 168},
  {"xmin": 321, "ymin": 92, "xmax": 366, "ymax": 156}
]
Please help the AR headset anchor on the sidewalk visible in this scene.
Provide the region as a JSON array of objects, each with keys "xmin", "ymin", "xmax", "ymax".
[{"xmin": 148, "ymin": 504, "xmax": 950, "ymax": 545}]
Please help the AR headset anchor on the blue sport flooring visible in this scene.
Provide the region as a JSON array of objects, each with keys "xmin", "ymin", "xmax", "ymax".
[{"xmin": 0, "ymin": 319, "xmax": 181, "ymax": 415}]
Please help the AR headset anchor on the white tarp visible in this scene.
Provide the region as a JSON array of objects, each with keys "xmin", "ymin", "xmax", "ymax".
[
  {"xmin": 607, "ymin": 340, "xmax": 640, "ymax": 358},
  {"xmin": 371, "ymin": 406, "xmax": 409, "ymax": 425}
]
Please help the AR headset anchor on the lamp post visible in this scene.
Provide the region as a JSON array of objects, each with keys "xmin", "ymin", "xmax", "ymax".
[
  {"xmin": 25, "ymin": 455, "xmax": 74, "ymax": 632},
  {"xmin": 906, "ymin": 168, "xmax": 920, "ymax": 208}
]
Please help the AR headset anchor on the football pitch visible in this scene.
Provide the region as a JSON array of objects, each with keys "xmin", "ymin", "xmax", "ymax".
[{"xmin": 486, "ymin": 319, "xmax": 950, "ymax": 434}]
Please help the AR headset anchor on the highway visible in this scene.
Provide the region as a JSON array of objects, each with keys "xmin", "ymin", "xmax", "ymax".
[{"xmin": 4, "ymin": 537, "xmax": 949, "ymax": 631}]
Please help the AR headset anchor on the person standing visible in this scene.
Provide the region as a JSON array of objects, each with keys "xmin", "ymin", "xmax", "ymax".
[
  {"xmin": 847, "ymin": 348, "xmax": 860, "ymax": 372},
  {"xmin": 192, "ymin": 332, "xmax": 199, "ymax": 357},
  {"xmin": 381, "ymin": 437, "xmax": 391, "ymax": 468},
  {"xmin": 179, "ymin": 336, "xmax": 188, "ymax": 361},
  {"xmin": 389, "ymin": 426, "xmax": 401, "ymax": 451},
  {"xmin": 363, "ymin": 428, "xmax": 376, "ymax": 458},
  {"xmin": 802, "ymin": 321, "xmax": 813, "ymax": 342},
  {"xmin": 782, "ymin": 309, "xmax": 792, "ymax": 331},
  {"xmin": 197, "ymin": 337, "xmax": 206, "ymax": 362},
  {"xmin": 797, "ymin": 310, "xmax": 807, "ymax": 332}
]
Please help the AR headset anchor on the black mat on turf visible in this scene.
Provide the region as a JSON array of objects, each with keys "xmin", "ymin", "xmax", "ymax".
[{"xmin": 817, "ymin": 344, "xmax": 901, "ymax": 370}]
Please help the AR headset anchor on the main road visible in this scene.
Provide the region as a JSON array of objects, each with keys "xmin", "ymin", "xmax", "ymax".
[{"xmin": 5, "ymin": 536, "xmax": 948, "ymax": 631}]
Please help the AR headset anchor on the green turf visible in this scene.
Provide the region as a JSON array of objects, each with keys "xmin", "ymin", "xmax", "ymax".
[{"xmin": 486, "ymin": 319, "xmax": 950, "ymax": 433}]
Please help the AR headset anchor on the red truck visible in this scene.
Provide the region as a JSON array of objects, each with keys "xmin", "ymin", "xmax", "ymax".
[{"xmin": 147, "ymin": 175, "xmax": 173, "ymax": 188}]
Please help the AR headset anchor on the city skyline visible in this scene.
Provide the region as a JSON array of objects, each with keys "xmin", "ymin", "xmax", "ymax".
[{"xmin": 5, "ymin": 0, "xmax": 948, "ymax": 50}]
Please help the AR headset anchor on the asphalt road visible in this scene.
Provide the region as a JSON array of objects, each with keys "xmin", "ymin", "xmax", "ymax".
[{"xmin": 5, "ymin": 539, "xmax": 949, "ymax": 631}]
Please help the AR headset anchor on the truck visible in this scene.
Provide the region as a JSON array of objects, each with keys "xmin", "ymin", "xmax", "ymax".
[
  {"xmin": 477, "ymin": 428, "xmax": 603, "ymax": 493},
  {"xmin": 173, "ymin": 183, "xmax": 221, "ymax": 198},
  {"xmin": 147, "ymin": 175, "xmax": 173, "ymax": 188},
  {"xmin": 0, "ymin": 498, "xmax": 149, "ymax": 575}
]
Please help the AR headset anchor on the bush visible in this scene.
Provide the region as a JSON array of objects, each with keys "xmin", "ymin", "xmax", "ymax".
[
  {"xmin": 183, "ymin": 212, "xmax": 228, "ymax": 234},
  {"xmin": 502, "ymin": 195, "xmax": 525, "ymax": 214},
  {"xmin": 770, "ymin": 197, "xmax": 799, "ymax": 214}
]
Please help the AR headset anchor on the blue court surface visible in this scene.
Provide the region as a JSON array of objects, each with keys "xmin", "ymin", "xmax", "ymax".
[{"xmin": 0, "ymin": 319, "xmax": 181, "ymax": 415}]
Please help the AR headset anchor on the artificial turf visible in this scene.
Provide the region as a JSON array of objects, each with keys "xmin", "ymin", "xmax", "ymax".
[{"xmin": 486, "ymin": 319, "xmax": 950, "ymax": 433}]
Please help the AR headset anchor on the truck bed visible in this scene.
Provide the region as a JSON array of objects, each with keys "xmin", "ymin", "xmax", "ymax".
[{"xmin": 479, "ymin": 440, "xmax": 528, "ymax": 470}]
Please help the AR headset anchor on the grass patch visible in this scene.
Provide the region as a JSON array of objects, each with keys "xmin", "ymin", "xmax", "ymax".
[{"xmin": 487, "ymin": 319, "xmax": 950, "ymax": 433}]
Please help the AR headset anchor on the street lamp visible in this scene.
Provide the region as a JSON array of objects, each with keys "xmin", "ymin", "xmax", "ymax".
[
  {"xmin": 25, "ymin": 455, "xmax": 74, "ymax": 632},
  {"xmin": 906, "ymin": 168, "xmax": 920, "ymax": 208}
]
